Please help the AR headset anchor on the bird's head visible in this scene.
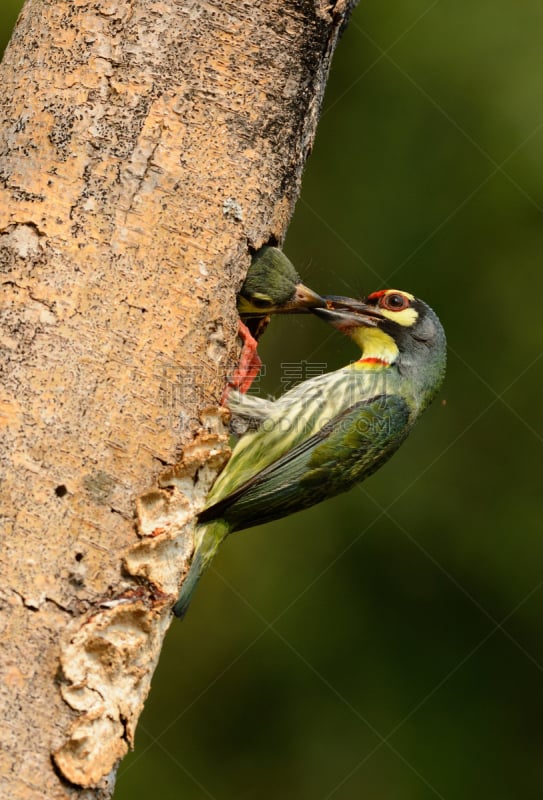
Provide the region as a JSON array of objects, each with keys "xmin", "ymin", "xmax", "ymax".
[
  {"xmin": 237, "ymin": 246, "xmax": 325, "ymax": 316},
  {"xmin": 314, "ymin": 289, "xmax": 446, "ymax": 379}
]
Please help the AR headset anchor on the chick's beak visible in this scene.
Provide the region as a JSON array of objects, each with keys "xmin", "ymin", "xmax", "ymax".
[{"xmin": 280, "ymin": 283, "xmax": 327, "ymax": 312}]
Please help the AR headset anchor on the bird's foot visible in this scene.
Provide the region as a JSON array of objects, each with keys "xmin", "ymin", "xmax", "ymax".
[{"xmin": 221, "ymin": 320, "xmax": 262, "ymax": 404}]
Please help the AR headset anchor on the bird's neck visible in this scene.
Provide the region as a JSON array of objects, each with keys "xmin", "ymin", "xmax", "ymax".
[{"xmin": 350, "ymin": 327, "xmax": 399, "ymax": 368}]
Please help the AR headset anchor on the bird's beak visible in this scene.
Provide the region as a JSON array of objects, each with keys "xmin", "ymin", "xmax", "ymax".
[
  {"xmin": 323, "ymin": 295, "xmax": 372, "ymax": 311},
  {"xmin": 280, "ymin": 283, "xmax": 327, "ymax": 313},
  {"xmin": 312, "ymin": 298, "xmax": 383, "ymax": 329}
]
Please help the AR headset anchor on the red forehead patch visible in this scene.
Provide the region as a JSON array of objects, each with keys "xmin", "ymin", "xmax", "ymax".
[{"xmin": 367, "ymin": 290, "xmax": 388, "ymax": 301}]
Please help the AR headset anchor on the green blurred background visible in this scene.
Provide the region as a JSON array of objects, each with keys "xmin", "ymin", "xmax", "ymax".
[{"xmin": 3, "ymin": 2, "xmax": 543, "ymax": 797}]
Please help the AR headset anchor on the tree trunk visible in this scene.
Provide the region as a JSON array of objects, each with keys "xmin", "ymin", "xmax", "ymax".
[{"xmin": 0, "ymin": 0, "xmax": 357, "ymax": 797}]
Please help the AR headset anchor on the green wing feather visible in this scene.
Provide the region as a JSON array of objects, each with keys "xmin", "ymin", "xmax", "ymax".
[
  {"xmin": 177, "ymin": 382, "xmax": 411, "ymax": 617},
  {"xmin": 200, "ymin": 394, "xmax": 410, "ymax": 532}
]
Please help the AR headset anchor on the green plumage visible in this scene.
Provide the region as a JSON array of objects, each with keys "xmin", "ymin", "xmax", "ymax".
[
  {"xmin": 202, "ymin": 394, "xmax": 410, "ymax": 531},
  {"xmin": 174, "ymin": 288, "xmax": 446, "ymax": 618},
  {"xmin": 237, "ymin": 246, "xmax": 325, "ymax": 316}
]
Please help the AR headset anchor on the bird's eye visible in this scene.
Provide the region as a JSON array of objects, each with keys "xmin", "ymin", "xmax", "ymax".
[
  {"xmin": 381, "ymin": 293, "xmax": 409, "ymax": 311},
  {"xmin": 246, "ymin": 294, "xmax": 272, "ymax": 309}
]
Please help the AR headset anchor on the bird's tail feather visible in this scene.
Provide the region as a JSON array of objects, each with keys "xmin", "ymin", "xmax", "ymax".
[
  {"xmin": 173, "ymin": 549, "xmax": 205, "ymax": 618},
  {"xmin": 173, "ymin": 519, "xmax": 229, "ymax": 619}
]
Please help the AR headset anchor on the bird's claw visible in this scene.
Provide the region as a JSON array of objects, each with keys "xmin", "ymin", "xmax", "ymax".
[{"xmin": 221, "ymin": 320, "xmax": 263, "ymax": 404}]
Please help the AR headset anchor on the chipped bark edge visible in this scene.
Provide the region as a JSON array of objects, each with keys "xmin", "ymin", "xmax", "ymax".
[
  {"xmin": 52, "ymin": 407, "xmax": 231, "ymax": 787},
  {"xmin": 0, "ymin": 0, "xmax": 362, "ymax": 792}
]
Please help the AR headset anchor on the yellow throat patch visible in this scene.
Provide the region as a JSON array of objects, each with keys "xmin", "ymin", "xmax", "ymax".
[{"xmin": 351, "ymin": 327, "xmax": 399, "ymax": 365}]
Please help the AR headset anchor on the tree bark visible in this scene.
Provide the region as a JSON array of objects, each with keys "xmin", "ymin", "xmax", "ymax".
[{"xmin": 0, "ymin": 0, "xmax": 357, "ymax": 797}]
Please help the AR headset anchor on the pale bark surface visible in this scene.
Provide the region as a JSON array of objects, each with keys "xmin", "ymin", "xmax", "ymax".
[{"xmin": 0, "ymin": 0, "xmax": 356, "ymax": 797}]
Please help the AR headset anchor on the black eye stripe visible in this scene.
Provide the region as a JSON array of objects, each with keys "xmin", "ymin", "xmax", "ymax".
[{"xmin": 250, "ymin": 296, "xmax": 272, "ymax": 309}]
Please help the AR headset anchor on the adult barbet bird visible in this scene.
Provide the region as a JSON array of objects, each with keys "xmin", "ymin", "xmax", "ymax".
[
  {"xmin": 226, "ymin": 246, "xmax": 325, "ymax": 397},
  {"xmin": 174, "ymin": 289, "xmax": 446, "ymax": 617}
]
